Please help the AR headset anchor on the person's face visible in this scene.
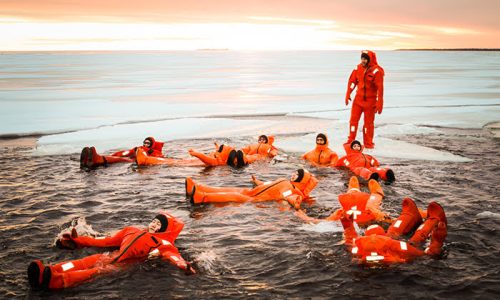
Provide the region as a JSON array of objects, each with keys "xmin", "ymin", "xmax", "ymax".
[
  {"xmin": 148, "ymin": 218, "xmax": 162, "ymax": 233},
  {"xmin": 258, "ymin": 137, "xmax": 267, "ymax": 144},
  {"xmin": 316, "ymin": 137, "xmax": 325, "ymax": 145},
  {"xmin": 143, "ymin": 140, "xmax": 152, "ymax": 148},
  {"xmin": 361, "ymin": 57, "xmax": 369, "ymax": 67},
  {"xmin": 290, "ymin": 171, "xmax": 299, "ymax": 182},
  {"xmin": 352, "ymin": 144, "xmax": 361, "ymax": 151}
]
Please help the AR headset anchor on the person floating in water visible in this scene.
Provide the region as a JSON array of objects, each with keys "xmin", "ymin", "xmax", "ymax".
[
  {"xmin": 302, "ymin": 133, "xmax": 339, "ymax": 167},
  {"xmin": 27, "ymin": 212, "xmax": 195, "ymax": 291},
  {"xmin": 241, "ymin": 135, "xmax": 278, "ymax": 159},
  {"xmin": 336, "ymin": 140, "xmax": 395, "ymax": 183},
  {"xmin": 80, "ymin": 137, "xmax": 164, "ymax": 169},
  {"xmin": 295, "ymin": 176, "xmax": 390, "ymax": 226},
  {"xmin": 187, "ymin": 142, "xmax": 236, "ymax": 167},
  {"xmin": 185, "ymin": 169, "xmax": 318, "ymax": 209},
  {"xmin": 340, "ymin": 198, "xmax": 447, "ymax": 265},
  {"xmin": 345, "ymin": 50, "xmax": 384, "ymax": 149}
]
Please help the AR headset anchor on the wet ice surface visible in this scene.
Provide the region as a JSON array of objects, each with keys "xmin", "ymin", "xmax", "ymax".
[{"xmin": 1, "ymin": 128, "xmax": 499, "ymax": 299}]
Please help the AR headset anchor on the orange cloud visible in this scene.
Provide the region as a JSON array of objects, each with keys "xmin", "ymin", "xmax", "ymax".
[{"xmin": 0, "ymin": 1, "xmax": 499, "ymax": 50}]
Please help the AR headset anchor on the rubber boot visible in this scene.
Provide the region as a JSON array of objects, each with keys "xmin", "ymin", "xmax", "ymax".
[
  {"xmin": 425, "ymin": 221, "xmax": 447, "ymax": 256},
  {"xmin": 347, "ymin": 176, "xmax": 360, "ymax": 193},
  {"xmin": 368, "ymin": 172, "xmax": 380, "ymax": 182},
  {"xmin": 189, "ymin": 186, "xmax": 205, "ymax": 205},
  {"xmin": 27, "ymin": 260, "xmax": 45, "ymax": 290},
  {"xmin": 387, "ymin": 198, "xmax": 423, "ymax": 239},
  {"xmin": 409, "ymin": 202, "xmax": 446, "ymax": 245},
  {"xmin": 83, "ymin": 147, "xmax": 107, "ymax": 169},
  {"xmin": 185, "ymin": 177, "xmax": 195, "ymax": 198},
  {"xmin": 368, "ymin": 179, "xmax": 384, "ymax": 197},
  {"xmin": 79, "ymin": 147, "xmax": 90, "ymax": 169}
]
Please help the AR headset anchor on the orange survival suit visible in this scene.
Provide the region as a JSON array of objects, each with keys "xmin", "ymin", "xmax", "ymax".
[
  {"xmin": 345, "ymin": 50, "xmax": 384, "ymax": 148},
  {"xmin": 325, "ymin": 176, "xmax": 388, "ymax": 226},
  {"xmin": 188, "ymin": 143, "xmax": 235, "ymax": 167},
  {"xmin": 186, "ymin": 169, "xmax": 318, "ymax": 209},
  {"xmin": 80, "ymin": 137, "xmax": 165, "ymax": 169},
  {"xmin": 111, "ymin": 136, "xmax": 164, "ymax": 158},
  {"xmin": 31, "ymin": 213, "xmax": 192, "ymax": 290},
  {"xmin": 241, "ymin": 135, "xmax": 278, "ymax": 159},
  {"xmin": 336, "ymin": 141, "xmax": 395, "ymax": 183},
  {"xmin": 302, "ymin": 133, "xmax": 339, "ymax": 167},
  {"xmin": 341, "ymin": 198, "xmax": 447, "ymax": 265}
]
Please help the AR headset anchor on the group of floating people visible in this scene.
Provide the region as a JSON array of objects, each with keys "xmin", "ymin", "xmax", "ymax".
[
  {"xmin": 28, "ymin": 133, "xmax": 447, "ymax": 291},
  {"xmin": 27, "ymin": 50, "xmax": 447, "ymax": 292}
]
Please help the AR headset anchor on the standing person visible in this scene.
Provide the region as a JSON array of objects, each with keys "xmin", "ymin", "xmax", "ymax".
[{"xmin": 345, "ymin": 50, "xmax": 385, "ymax": 149}]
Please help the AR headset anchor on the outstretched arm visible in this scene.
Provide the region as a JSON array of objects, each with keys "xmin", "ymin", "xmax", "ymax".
[
  {"xmin": 340, "ymin": 215, "xmax": 359, "ymax": 248},
  {"xmin": 294, "ymin": 209, "xmax": 320, "ymax": 224},
  {"xmin": 158, "ymin": 244, "xmax": 196, "ymax": 275},
  {"xmin": 251, "ymin": 175, "xmax": 264, "ymax": 186},
  {"xmin": 375, "ymin": 72, "xmax": 384, "ymax": 114},
  {"xmin": 345, "ymin": 69, "xmax": 358, "ymax": 105},
  {"xmin": 59, "ymin": 227, "xmax": 131, "ymax": 249}
]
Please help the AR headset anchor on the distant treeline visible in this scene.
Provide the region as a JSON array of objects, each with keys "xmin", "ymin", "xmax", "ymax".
[{"xmin": 397, "ymin": 48, "xmax": 500, "ymax": 51}]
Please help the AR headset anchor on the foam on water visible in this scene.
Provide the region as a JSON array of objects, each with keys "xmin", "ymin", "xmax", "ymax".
[
  {"xmin": 298, "ymin": 221, "xmax": 344, "ymax": 233},
  {"xmin": 54, "ymin": 217, "xmax": 102, "ymax": 245},
  {"xmin": 476, "ymin": 211, "xmax": 500, "ymax": 220}
]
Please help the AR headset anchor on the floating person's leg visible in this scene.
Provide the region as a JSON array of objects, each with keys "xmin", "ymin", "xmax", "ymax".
[
  {"xmin": 190, "ymin": 187, "xmax": 253, "ymax": 205},
  {"xmin": 424, "ymin": 221, "xmax": 447, "ymax": 256},
  {"xmin": 387, "ymin": 198, "xmax": 423, "ymax": 239},
  {"xmin": 188, "ymin": 149, "xmax": 219, "ymax": 166},
  {"xmin": 409, "ymin": 202, "xmax": 447, "ymax": 246}
]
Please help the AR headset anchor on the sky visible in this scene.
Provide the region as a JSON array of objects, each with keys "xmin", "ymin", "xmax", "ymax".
[{"xmin": 1, "ymin": 0, "xmax": 499, "ymax": 51}]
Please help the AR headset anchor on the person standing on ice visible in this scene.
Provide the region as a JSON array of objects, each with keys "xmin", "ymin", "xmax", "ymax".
[{"xmin": 345, "ymin": 50, "xmax": 384, "ymax": 149}]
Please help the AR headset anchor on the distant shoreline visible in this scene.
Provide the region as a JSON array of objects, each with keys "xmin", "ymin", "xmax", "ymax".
[{"xmin": 396, "ymin": 48, "xmax": 500, "ymax": 51}]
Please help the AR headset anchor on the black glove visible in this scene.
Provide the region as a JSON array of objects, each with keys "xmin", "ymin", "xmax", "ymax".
[{"xmin": 56, "ymin": 228, "xmax": 78, "ymax": 250}]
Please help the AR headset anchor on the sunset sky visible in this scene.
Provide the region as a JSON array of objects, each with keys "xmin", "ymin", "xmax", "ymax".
[{"xmin": 1, "ymin": 0, "xmax": 499, "ymax": 51}]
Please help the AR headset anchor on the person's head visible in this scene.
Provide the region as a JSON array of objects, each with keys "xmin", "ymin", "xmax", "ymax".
[
  {"xmin": 361, "ymin": 51, "xmax": 370, "ymax": 67},
  {"xmin": 258, "ymin": 135, "xmax": 268, "ymax": 144},
  {"xmin": 316, "ymin": 133, "xmax": 327, "ymax": 145},
  {"xmin": 148, "ymin": 214, "xmax": 168, "ymax": 233},
  {"xmin": 291, "ymin": 168, "xmax": 305, "ymax": 182},
  {"xmin": 350, "ymin": 140, "xmax": 362, "ymax": 152},
  {"xmin": 143, "ymin": 137, "xmax": 154, "ymax": 149}
]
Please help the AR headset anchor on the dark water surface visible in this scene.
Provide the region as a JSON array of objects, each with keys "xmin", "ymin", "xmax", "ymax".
[{"xmin": 0, "ymin": 130, "xmax": 499, "ymax": 299}]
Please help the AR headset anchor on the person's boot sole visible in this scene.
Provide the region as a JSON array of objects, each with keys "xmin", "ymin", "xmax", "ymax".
[
  {"xmin": 189, "ymin": 186, "xmax": 196, "ymax": 205},
  {"xmin": 41, "ymin": 267, "xmax": 52, "ymax": 291},
  {"xmin": 80, "ymin": 147, "xmax": 90, "ymax": 169},
  {"xmin": 386, "ymin": 169, "xmax": 396, "ymax": 183},
  {"xmin": 27, "ymin": 261, "xmax": 43, "ymax": 290}
]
